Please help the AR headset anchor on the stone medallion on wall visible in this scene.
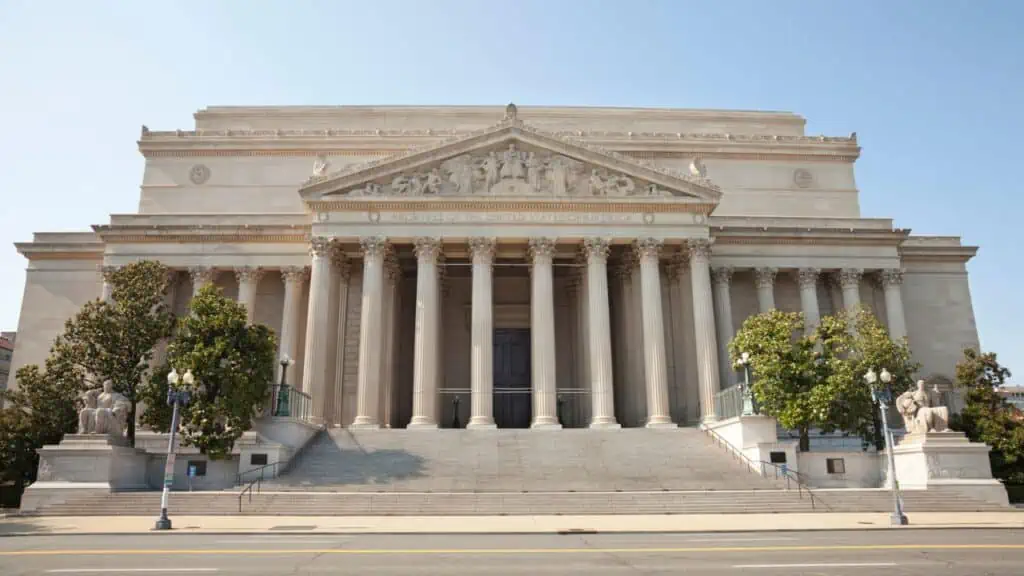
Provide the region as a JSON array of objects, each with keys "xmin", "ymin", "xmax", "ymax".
[
  {"xmin": 793, "ymin": 168, "xmax": 814, "ymax": 189},
  {"xmin": 189, "ymin": 164, "xmax": 212, "ymax": 185}
]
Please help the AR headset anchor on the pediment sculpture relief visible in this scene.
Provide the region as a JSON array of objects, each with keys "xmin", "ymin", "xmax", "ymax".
[{"xmin": 342, "ymin": 144, "xmax": 678, "ymax": 199}]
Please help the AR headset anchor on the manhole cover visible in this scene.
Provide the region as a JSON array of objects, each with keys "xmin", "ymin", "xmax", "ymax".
[{"xmin": 269, "ymin": 525, "xmax": 317, "ymax": 531}]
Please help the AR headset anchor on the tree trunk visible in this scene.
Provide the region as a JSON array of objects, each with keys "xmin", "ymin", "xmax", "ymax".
[
  {"xmin": 128, "ymin": 403, "xmax": 136, "ymax": 447},
  {"xmin": 799, "ymin": 427, "xmax": 810, "ymax": 452}
]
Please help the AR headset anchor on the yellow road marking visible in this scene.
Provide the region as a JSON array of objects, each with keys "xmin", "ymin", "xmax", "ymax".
[{"xmin": 2, "ymin": 544, "xmax": 1024, "ymax": 556}]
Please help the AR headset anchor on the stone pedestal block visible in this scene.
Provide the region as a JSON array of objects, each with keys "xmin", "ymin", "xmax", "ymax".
[{"xmin": 891, "ymin": 431, "xmax": 1008, "ymax": 505}]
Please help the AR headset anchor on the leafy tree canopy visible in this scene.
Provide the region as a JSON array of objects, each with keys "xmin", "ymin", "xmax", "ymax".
[{"xmin": 139, "ymin": 286, "xmax": 276, "ymax": 460}]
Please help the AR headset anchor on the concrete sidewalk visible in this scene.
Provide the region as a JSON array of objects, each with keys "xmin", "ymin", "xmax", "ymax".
[{"xmin": 1, "ymin": 512, "xmax": 1022, "ymax": 536}]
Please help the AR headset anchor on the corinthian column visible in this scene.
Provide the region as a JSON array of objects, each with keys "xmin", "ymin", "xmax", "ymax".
[
  {"xmin": 351, "ymin": 236, "xmax": 388, "ymax": 429},
  {"xmin": 798, "ymin": 268, "xmax": 821, "ymax": 334},
  {"xmin": 379, "ymin": 250, "xmax": 401, "ymax": 428},
  {"xmin": 235, "ymin": 267, "xmax": 263, "ymax": 323},
  {"xmin": 712, "ymin": 267, "xmax": 736, "ymax": 386},
  {"xmin": 467, "ymin": 237, "xmax": 497, "ymax": 429},
  {"xmin": 636, "ymin": 238, "xmax": 675, "ymax": 428},
  {"xmin": 189, "ymin": 266, "xmax": 216, "ymax": 298},
  {"xmin": 278, "ymin": 266, "xmax": 307, "ymax": 383},
  {"xmin": 754, "ymin": 267, "xmax": 777, "ymax": 312},
  {"xmin": 881, "ymin": 269, "xmax": 908, "ymax": 341},
  {"xmin": 689, "ymin": 239, "xmax": 721, "ymax": 423},
  {"xmin": 584, "ymin": 237, "xmax": 620, "ymax": 428},
  {"xmin": 529, "ymin": 237, "xmax": 560, "ymax": 429},
  {"xmin": 330, "ymin": 252, "xmax": 351, "ymax": 427},
  {"xmin": 839, "ymin": 268, "xmax": 863, "ymax": 313},
  {"xmin": 302, "ymin": 237, "xmax": 334, "ymax": 425},
  {"xmin": 409, "ymin": 238, "xmax": 441, "ymax": 429}
]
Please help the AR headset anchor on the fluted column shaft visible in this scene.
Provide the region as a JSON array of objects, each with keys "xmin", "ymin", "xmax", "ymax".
[
  {"xmin": 410, "ymin": 238, "xmax": 441, "ymax": 429},
  {"xmin": 798, "ymin": 268, "xmax": 821, "ymax": 334},
  {"xmin": 278, "ymin": 267, "xmax": 307, "ymax": 383},
  {"xmin": 235, "ymin": 267, "xmax": 262, "ymax": 324},
  {"xmin": 330, "ymin": 256, "xmax": 351, "ymax": 426},
  {"xmin": 636, "ymin": 239, "xmax": 675, "ymax": 428},
  {"xmin": 689, "ymin": 240, "xmax": 721, "ymax": 422},
  {"xmin": 881, "ymin": 269, "xmax": 908, "ymax": 341},
  {"xmin": 584, "ymin": 238, "xmax": 620, "ymax": 428},
  {"xmin": 189, "ymin": 267, "xmax": 215, "ymax": 298},
  {"xmin": 754, "ymin": 267, "xmax": 777, "ymax": 313},
  {"xmin": 302, "ymin": 238, "xmax": 334, "ymax": 425},
  {"xmin": 379, "ymin": 252, "xmax": 400, "ymax": 428},
  {"xmin": 529, "ymin": 238, "xmax": 561, "ymax": 429},
  {"xmin": 352, "ymin": 236, "xmax": 388, "ymax": 428},
  {"xmin": 712, "ymin": 267, "xmax": 736, "ymax": 387},
  {"xmin": 468, "ymin": 237, "xmax": 497, "ymax": 429},
  {"xmin": 839, "ymin": 268, "xmax": 863, "ymax": 313}
]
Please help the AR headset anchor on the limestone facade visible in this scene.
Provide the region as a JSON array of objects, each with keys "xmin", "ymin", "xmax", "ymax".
[{"xmin": 10, "ymin": 105, "xmax": 980, "ymax": 428}]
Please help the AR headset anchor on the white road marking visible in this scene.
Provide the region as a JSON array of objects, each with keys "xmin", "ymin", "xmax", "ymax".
[
  {"xmin": 214, "ymin": 538, "xmax": 341, "ymax": 544},
  {"xmin": 735, "ymin": 562, "xmax": 898, "ymax": 569},
  {"xmin": 683, "ymin": 537, "xmax": 796, "ymax": 542},
  {"xmin": 47, "ymin": 565, "xmax": 219, "ymax": 569}
]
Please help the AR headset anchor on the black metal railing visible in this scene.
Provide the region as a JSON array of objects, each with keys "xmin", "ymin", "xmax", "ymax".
[{"xmin": 268, "ymin": 384, "xmax": 312, "ymax": 421}]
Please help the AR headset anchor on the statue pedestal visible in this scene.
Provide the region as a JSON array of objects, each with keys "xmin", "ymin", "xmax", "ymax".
[
  {"xmin": 20, "ymin": 434, "xmax": 149, "ymax": 513},
  {"xmin": 890, "ymin": 431, "xmax": 1009, "ymax": 506}
]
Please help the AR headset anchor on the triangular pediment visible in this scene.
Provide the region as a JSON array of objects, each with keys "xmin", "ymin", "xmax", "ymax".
[{"xmin": 299, "ymin": 113, "xmax": 722, "ymax": 205}]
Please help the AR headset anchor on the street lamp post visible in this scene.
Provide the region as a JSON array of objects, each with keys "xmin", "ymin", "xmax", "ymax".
[
  {"xmin": 865, "ymin": 367, "xmax": 908, "ymax": 526},
  {"xmin": 735, "ymin": 352, "xmax": 755, "ymax": 416},
  {"xmin": 274, "ymin": 355, "xmax": 292, "ymax": 417},
  {"xmin": 155, "ymin": 368, "xmax": 193, "ymax": 531}
]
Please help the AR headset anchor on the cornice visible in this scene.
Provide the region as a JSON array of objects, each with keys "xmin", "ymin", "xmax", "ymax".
[
  {"xmin": 307, "ymin": 197, "xmax": 714, "ymax": 215},
  {"xmin": 92, "ymin": 223, "xmax": 311, "ymax": 244},
  {"xmin": 712, "ymin": 225, "xmax": 909, "ymax": 248}
]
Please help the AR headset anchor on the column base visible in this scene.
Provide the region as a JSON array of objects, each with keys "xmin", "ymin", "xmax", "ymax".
[
  {"xmin": 530, "ymin": 420, "xmax": 562, "ymax": 430},
  {"xmin": 349, "ymin": 418, "xmax": 381, "ymax": 430},
  {"xmin": 467, "ymin": 417, "xmax": 497, "ymax": 430},
  {"xmin": 589, "ymin": 419, "xmax": 622, "ymax": 429},
  {"xmin": 645, "ymin": 420, "xmax": 678, "ymax": 429},
  {"xmin": 407, "ymin": 419, "xmax": 439, "ymax": 430}
]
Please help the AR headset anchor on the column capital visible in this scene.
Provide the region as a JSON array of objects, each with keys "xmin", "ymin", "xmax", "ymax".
[
  {"xmin": 359, "ymin": 236, "xmax": 389, "ymax": 259},
  {"xmin": 309, "ymin": 236, "xmax": 332, "ymax": 258},
  {"xmin": 414, "ymin": 237, "xmax": 443, "ymax": 263},
  {"xmin": 711, "ymin": 266, "xmax": 734, "ymax": 286},
  {"xmin": 880, "ymin": 268, "xmax": 905, "ymax": 287},
  {"xmin": 687, "ymin": 238, "xmax": 714, "ymax": 262},
  {"xmin": 468, "ymin": 237, "xmax": 497, "ymax": 265},
  {"xmin": 839, "ymin": 268, "xmax": 863, "ymax": 289},
  {"xmin": 188, "ymin": 266, "xmax": 216, "ymax": 285},
  {"xmin": 234, "ymin": 266, "xmax": 263, "ymax": 283},
  {"xmin": 797, "ymin": 267, "xmax": 820, "ymax": 289},
  {"xmin": 633, "ymin": 237, "xmax": 664, "ymax": 261},
  {"xmin": 528, "ymin": 237, "xmax": 557, "ymax": 262},
  {"xmin": 281, "ymin": 266, "xmax": 309, "ymax": 284},
  {"xmin": 583, "ymin": 237, "xmax": 611, "ymax": 261},
  {"xmin": 754, "ymin": 267, "xmax": 777, "ymax": 289}
]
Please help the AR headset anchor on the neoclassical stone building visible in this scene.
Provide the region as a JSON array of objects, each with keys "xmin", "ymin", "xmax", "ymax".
[{"xmin": 11, "ymin": 104, "xmax": 980, "ymax": 431}]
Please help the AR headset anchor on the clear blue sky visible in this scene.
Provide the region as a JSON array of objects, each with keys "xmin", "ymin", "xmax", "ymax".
[{"xmin": 1, "ymin": 1, "xmax": 1020, "ymax": 374}]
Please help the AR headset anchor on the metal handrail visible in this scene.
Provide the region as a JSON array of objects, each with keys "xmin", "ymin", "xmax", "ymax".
[
  {"xmin": 702, "ymin": 424, "xmax": 829, "ymax": 511},
  {"xmin": 235, "ymin": 461, "xmax": 281, "ymax": 486},
  {"xmin": 238, "ymin": 476, "xmax": 261, "ymax": 513}
]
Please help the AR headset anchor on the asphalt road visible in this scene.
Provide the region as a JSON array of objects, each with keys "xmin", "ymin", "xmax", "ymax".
[{"xmin": 1, "ymin": 529, "xmax": 1022, "ymax": 575}]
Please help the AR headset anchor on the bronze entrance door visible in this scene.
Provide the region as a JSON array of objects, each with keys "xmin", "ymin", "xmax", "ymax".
[{"xmin": 493, "ymin": 328, "xmax": 531, "ymax": 428}]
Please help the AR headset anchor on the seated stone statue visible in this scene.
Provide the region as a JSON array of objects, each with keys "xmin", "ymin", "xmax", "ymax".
[
  {"xmin": 77, "ymin": 389, "xmax": 100, "ymax": 434},
  {"xmin": 896, "ymin": 380, "xmax": 950, "ymax": 435},
  {"xmin": 77, "ymin": 381, "xmax": 131, "ymax": 437}
]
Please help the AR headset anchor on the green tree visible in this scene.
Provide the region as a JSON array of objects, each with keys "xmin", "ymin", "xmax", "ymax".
[
  {"xmin": 951, "ymin": 348, "xmax": 1023, "ymax": 484},
  {"xmin": 847, "ymin": 308, "xmax": 921, "ymax": 449},
  {"xmin": 730, "ymin": 309, "xmax": 862, "ymax": 451},
  {"xmin": 57, "ymin": 261, "xmax": 174, "ymax": 445},
  {"xmin": 139, "ymin": 286, "xmax": 276, "ymax": 460}
]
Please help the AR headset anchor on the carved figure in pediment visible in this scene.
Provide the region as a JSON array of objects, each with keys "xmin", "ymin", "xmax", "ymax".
[
  {"xmin": 392, "ymin": 175, "xmax": 425, "ymax": 196},
  {"xmin": 312, "ymin": 155, "xmax": 330, "ymax": 177},
  {"xmin": 500, "ymin": 144, "xmax": 526, "ymax": 180},
  {"xmin": 448, "ymin": 156, "xmax": 476, "ymax": 195},
  {"xmin": 483, "ymin": 152, "xmax": 500, "ymax": 190},
  {"xmin": 645, "ymin": 184, "xmax": 672, "ymax": 197},
  {"xmin": 349, "ymin": 182, "xmax": 382, "ymax": 197},
  {"xmin": 526, "ymin": 152, "xmax": 543, "ymax": 192},
  {"xmin": 604, "ymin": 175, "xmax": 635, "ymax": 196},
  {"xmin": 547, "ymin": 156, "xmax": 570, "ymax": 196},
  {"xmin": 423, "ymin": 169, "xmax": 443, "ymax": 195},
  {"xmin": 589, "ymin": 169, "xmax": 608, "ymax": 196},
  {"xmin": 689, "ymin": 157, "xmax": 707, "ymax": 178}
]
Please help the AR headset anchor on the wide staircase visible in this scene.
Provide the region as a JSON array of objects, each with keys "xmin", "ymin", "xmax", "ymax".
[{"xmin": 25, "ymin": 428, "xmax": 1011, "ymax": 516}]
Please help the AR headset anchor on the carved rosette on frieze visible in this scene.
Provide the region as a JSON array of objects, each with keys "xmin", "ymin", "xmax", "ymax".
[
  {"xmin": 234, "ymin": 266, "xmax": 264, "ymax": 284},
  {"xmin": 686, "ymin": 239, "xmax": 714, "ymax": 262},
  {"xmin": 797, "ymin": 268, "xmax": 821, "ymax": 289},
  {"xmin": 309, "ymin": 236, "xmax": 332, "ymax": 259},
  {"xmin": 280, "ymin": 266, "xmax": 310, "ymax": 285},
  {"xmin": 880, "ymin": 268, "xmax": 905, "ymax": 287},
  {"xmin": 754, "ymin": 267, "xmax": 778, "ymax": 289},
  {"xmin": 633, "ymin": 237, "xmax": 664, "ymax": 262},
  {"xmin": 468, "ymin": 237, "xmax": 497, "ymax": 267},
  {"xmin": 359, "ymin": 236, "xmax": 390, "ymax": 260},
  {"xmin": 188, "ymin": 266, "xmax": 216, "ymax": 286},
  {"xmin": 528, "ymin": 237, "xmax": 557, "ymax": 263},
  {"xmin": 839, "ymin": 268, "xmax": 863, "ymax": 289},
  {"xmin": 583, "ymin": 237, "xmax": 611, "ymax": 261},
  {"xmin": 414, "ymin": 237, "xmax": 442, "ymax": 264},
  {"xmin": 711, "ymin": 266, "xmax": 735, "ymax": 286}
]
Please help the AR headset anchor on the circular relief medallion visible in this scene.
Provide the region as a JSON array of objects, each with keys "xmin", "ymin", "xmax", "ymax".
[
  {"xmin": 189, "ymin": 164, "xmax": 211, "ymax": 185},
  {"xmin": 793, "ymin": 168, "xmax": 814, "ymax": 189},
  {"xmin": 367, "ymin": 211, "xmax": 381, "ymax": 224},
  {"xmin": 643, "ymin": 212, "xmax": 655, "ymax": 225},
  {"xmin": 694, "ymin": 214, "xmax": 707, "ymax": 225},
  {"xmin": 316, "ymin": 212, "xmax": 330, "ymax": 222}
]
